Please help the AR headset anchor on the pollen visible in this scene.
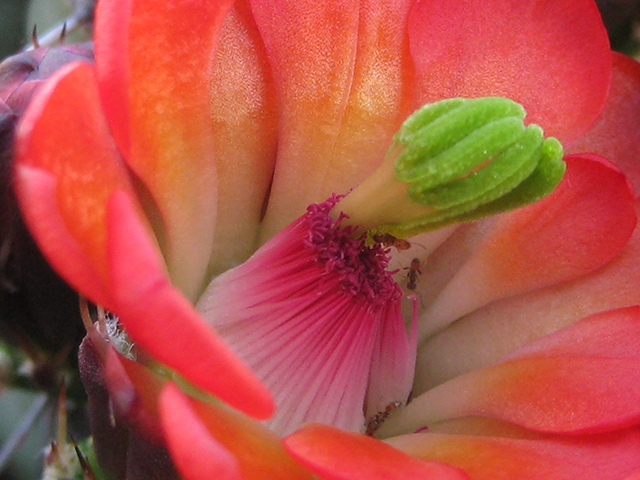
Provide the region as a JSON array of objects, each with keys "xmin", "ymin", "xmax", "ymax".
[{"xmin": 303, "ymin": 195, "xmax": 401, "ymax": 305}]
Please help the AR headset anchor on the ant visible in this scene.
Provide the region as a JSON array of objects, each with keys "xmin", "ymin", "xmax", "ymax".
[
  {"xmin": 365, "ymin": 401, "xmax": 402, "ymax": 436},
  {"xmin": 371, "ymin": 233, "xmax": 412, "ymax": 251},
  {"xmin": 404, "ymin": 258, "xmax": 422, "ymax": 290}
]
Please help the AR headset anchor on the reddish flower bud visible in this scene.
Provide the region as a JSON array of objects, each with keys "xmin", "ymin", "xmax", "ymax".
[{"xmin": 0, "ymin": 43, "xmax": 93, "ymax": 389}]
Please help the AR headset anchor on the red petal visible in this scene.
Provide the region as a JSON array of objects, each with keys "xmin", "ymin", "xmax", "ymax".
[
  {"xmin": 623, "ymin": 468, "xmax": 640, "ymax": 480},
  {"xmin": 568, "ymin": 52, "xmax": 640, "ymax": 193},
  {"xmin": 408, "ymin": 0, "xmax": 611, "ymax": 143},
  {"xmin": 160, "ymin": 384, "xmax": 240, "ymax": 480},
  {"xmin": 14, "ymin": 62, "xmax": 139, "ymax": 308},
  {"xmin": 252, "ymin": 0, "xmax": 417, "ymax": 239},
  {"xmin": 95, "ymin": 0, "xmax": 236, "ymax": 299},
  {"xmin": 418, "ymin": 154, "xmax": 636, "ymax": 340},
  {"xmin": 284, "ymin": 423, "xmax": 469, "ymax": 480},
  {"xmin": 387, "ymin": 430, "xmax": 640, "ymax": 480},
  {"xmin": 106, "ymin": 190, "xmax": 274, "ymax": 419},
  {"xmin": 160, "ymin": 383, "xmax": 312, "ymax": 480}
]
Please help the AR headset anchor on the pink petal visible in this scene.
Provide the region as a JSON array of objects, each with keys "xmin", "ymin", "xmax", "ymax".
[
  {"xmin": 198, "ymin": 198, "xmax": 412, "ymax": 435},
  {"xmin": 408, "ymin": 0, "xmax": 611, "ymax": 143},
  {"xmin": 95, "ymin": 0, "xmax": 236, "ymax": 299},
  {"xmin": 387, "ymin": 430, "xmax": 640, "ymax": 480},
  {"xmin": 568, "ymin": 52, "xmax": 640, "ymax": 193},
  {"xmin": 418, "ymin": 154, "xmax": 636, "ymax": 340},
  {"xmin": 160, "ymin": 382, "xmax": 313, "ymax": 480},
  {"xmin": 252, "ymin": 0, "xmax": 417, "ymax": 239},
  {"xmin": 160, "ymin": 384, "xmax": 240, "ymax": 480},
  {"xmin": 284, "ymin": 423, "xmax": 470, "ymax": 480},
  {"xmin": 106, "ymin": 190, "xmax": 274, "ymax": 420},
  {"xmin": 14, "ymin": 62, "xmax": 140, "ymax": 309},
  {"xmin": 366, "ymin": 297, "xmax": 417, "ymax": 421}
]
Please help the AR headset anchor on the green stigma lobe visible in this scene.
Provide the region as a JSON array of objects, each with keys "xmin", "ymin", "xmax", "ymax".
[{"xmin": 390, "ymin": 97, "xmax": 565, "ymax": 237}]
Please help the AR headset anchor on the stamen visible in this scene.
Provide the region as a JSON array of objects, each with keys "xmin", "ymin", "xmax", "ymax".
[{"xmin": 303, "ymin": 195, "xmax": 400, "ymax": 305}]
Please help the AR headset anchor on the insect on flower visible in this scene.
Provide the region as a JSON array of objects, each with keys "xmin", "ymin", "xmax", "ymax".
[
  {"xmin": 404, "ymin": 258, "xmax": 422, "ymax": 291},
  {"xmin": 365, "ymin": 401, "xmax": 403, "ymax": 436},
  {"xmin": 371, "ymin": 233, "xmax": 413, "ymax": 251}
]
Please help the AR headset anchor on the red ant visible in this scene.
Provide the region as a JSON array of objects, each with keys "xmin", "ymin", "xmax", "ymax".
[
  {"xmin": 371, "ymin": 233, "xmax": 412, "ymax": 251},
  {"xmin": 404, "ymin": 258, "xmax": 422, "ymax": 290}
]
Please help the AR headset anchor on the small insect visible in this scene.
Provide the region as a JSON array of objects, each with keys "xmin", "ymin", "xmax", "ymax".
[
  {"xmin": 372, "ymin": 233, "xmax": 412, "ymax": 251},
  {"xmin": 404, "ymin": 257, "xmax": 422, "ymax": 290},
  {"xmin": 365, "ymin": 401, "xmax": 402, "ymax": 436}
]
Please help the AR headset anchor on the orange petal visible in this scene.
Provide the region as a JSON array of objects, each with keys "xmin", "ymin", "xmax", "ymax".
[
  {"xmin": 285, "ymin": 423, "xmax": 469, "ymax": 480},
  {"xmin": 418, "ymin": 154, "xmax": 636, "ymax": 340},
  {"xmin": 416, "ymin": 199, "xmax": 640, "ymax": 391},
  {"xmin": 160, "ymin": 382, "xmax": 312, "ymax": 480},
  {"xmin": 95, "ymin": 0, "xmax": 236, "ymax": 300},
  {"xmin": 505, "ymin": 306, "xmax": 640, "ymax": 361},
  {"xmin": 387, "ymin": 430, "xmax": 640, "ymax": 480},
  {"xmin": 254, "ymin": 0, "xmax": 417, "ymax": 239},
  {"xmin": 385, "ymin": 308, "xmax": 640, "ymax": 437},
  {"xmin": 207, "ymin": 0, "xmax": 278, "ymax": 275},
  {"xmin": 390, "ymin": 357, "xmax": 640, "ymax": 437},
  {"xmin": 14, "ymin": 62, "xmax": 140, "ymax": 309},
  {"xmin": 161, "ymin": 384, "xmax": 240, "ymax": 480}
]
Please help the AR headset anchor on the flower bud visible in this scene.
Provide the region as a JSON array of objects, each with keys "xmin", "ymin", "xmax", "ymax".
[{"xmin": 0, "ymin": 44, "xmax": 93, "ymax": 389}]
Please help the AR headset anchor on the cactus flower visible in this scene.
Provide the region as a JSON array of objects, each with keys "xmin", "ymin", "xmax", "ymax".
[{"xmin": 11, "ymin": 0, "xmax": 640, "ymax": 478}]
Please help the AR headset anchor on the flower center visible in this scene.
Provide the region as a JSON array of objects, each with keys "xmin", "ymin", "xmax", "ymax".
[{"xmin": 304, "ymin": 195, "xmax": 401, "ymax": 305}]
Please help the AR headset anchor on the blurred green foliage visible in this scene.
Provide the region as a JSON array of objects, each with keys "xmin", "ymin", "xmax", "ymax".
[
  {"xmin": 1, "ymin": 0, "xmax": 91, "ymax": 62},
  {"xmin": 0, "ymin": 0, "xmax": 29, "ymax": 59}
]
